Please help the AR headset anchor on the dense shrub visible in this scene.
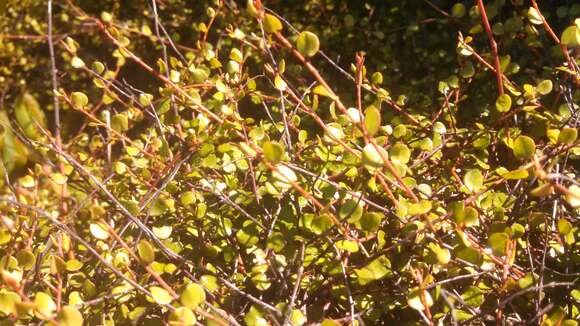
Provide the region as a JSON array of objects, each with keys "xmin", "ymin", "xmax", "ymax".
[{"xmin": 0, "ymin": 0, "xmax": 579, "ymax": 325}]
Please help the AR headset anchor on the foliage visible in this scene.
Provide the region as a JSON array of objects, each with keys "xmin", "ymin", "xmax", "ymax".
[{"xmin": 0, "ymin": 0, "xmax": 579, "ymax": 325}]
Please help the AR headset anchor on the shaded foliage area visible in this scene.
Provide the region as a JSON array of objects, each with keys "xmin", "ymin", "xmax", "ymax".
[{"xmin": 0, "ymin": 0, "xmax": 579, "ymax": 325}]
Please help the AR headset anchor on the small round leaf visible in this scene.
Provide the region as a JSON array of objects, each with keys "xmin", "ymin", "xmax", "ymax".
[
  {"xmin": 495, "ymin": 94, "xmax": 512, "ymax": 112},
  {"xmin": 180, "ymin": 283, "xmax": 206, "ymax": 310},
  {"xmin": 296, "ymin": 31, "xmax": 320, "ymax": 57},
  {"xmin": 263, "ymin": 14, "xmax": 283, "ymax": 33},
  {"xmin": 513, "ymin": 135, "xmax": 536, "ymax": 160},
  {"xmin": 149, "ymin": 286, "xmax": 173, "ymax": 305}
]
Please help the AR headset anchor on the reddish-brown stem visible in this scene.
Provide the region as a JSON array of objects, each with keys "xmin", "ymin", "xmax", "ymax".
[
  {"xmin": 530, "ymin": 0, "xmax": 577, "ymax": 77},
  {"xmin": 476, "ymin": 0, "xmax": 504, "ymax": 97}
]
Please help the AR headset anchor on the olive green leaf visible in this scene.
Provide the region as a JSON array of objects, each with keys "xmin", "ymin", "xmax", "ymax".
[
  {"xmin": 89, "ymin": 223, "xmax": 109, "ymax": 240},
  {"xmin": 451, "ymin": 3, "xmax": 466, "ymax": 18},
  {"xmin": 362, "ymin": 143, "xmax": 387, "ymax": 172},
  {"xmin": 180, "ymin": 283, "xmax": 206, "ymax": 310},
  {"xmin": 262, "ymin": 141, "xmax": 284, "ymax": 162},
  {"xmin": 388, "ymin": 143, "xmax": 411, "ymax": 164},
  {"xmin": 57, "ymin": 306, "xmax": 84, "ymax": 326},
  {"xmin": 149, "ymin": 286, "xmax": 174, "ymax": 305},
  {"xmin": 536, "ymin": 79, "xmax": 553, "ymax": 95},
  {"xmin": 488, "ymin": 232, "xmax": 509, "ymax": 256},
  {"xmin": 561, "ymin": 25, "xmax": 580, "ymax": 47},
  {"xmin": 71, "ymin": 92, "xmax": 89, "ymax": 109},
  {"xmin": 495, "ymin": 94, "xmax": 512, "ymax": 112},
  {"xmin": 263, "ymin": 14, "xmax": 283, "ymax": 33},
  {"xmin": 513, "ymin": 135, "xmax": 536, "ymax": 160},
  {"xmin": 354, "ymin": 256, "xmax": 392, "ymax": 286},
  {"xmin": 557, "ymin": 128, "xmax": 577, "ymax": 145},
  {"xmin": 137, "ymin": 240, "xmax": 155, "ymax": 264},
  {"xmin": 34, "ymin": 292, "xmax": 56, "ymax": 318},
  {"xmin": 565, "ymin": 185, "xmax": 580, "ymax": 208},
  {"xmin": 169, "ymin": 307, "xmax": 196, "ymax": 326},
  {"xmin": 364, "ymin": 106, "xmax": 381, "ymax": 136},
  {"xmin": 296, "ymin": 31, "xmax": 320, "ymax": 57},
  {"xmin": 407, "ymin": 288, "xmax": 433, "ymax": 311},
  {"xmin": 14, "ymin": 93, "xmax": 47, "ymax": 140},
  {"xmin": 464, "ymin": 169, "xmax": 483, "ymax": 192}
]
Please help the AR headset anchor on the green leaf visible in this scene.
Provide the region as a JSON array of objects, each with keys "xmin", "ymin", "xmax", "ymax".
[
  {"xmin": 57, "ymin": 306, "xmax": 84, "ymax": 326},
  {"xmin": 361, "ymin": 143, "xmax": 387, "ymax": 172},
  {"xmin": 527, "ymin": 7, "xmax": 543, "ymax": 25},
  {"xmin": 89, "ymin": 223, "xmax": 109, "ymax": 240},
  {"xmin": 360, "ymin": 212, "xmax": 383, "ymax": 231},
  {"xmin": 407, "ymin": 288, "xmax": 433, "ymax": 311},
  {"xmin": 321, "ymin": 319, "xmax": 340, "ymax": 326},
  {"xmin": 336, "ymin": 240, "xmax": 359, "ymax": 252},
  {"xmin": 149, "ymin": 286, "xmax": 174, "ymax": 305},
  {"xmin": 0, "ymin": 291, "xmax": 21, "ymax": 315},
  {"xmin": 246, "ymin": 0, "xmax": 259, "ymax": 17},
  {"xmin": 139, "ymin": 93, "xmax": 154, "ymax": 106},
  {"xmin": 513, "ymin": 135, "xmax": 536, "ymax": 160},
  {"xmin": 274, "ymin": 74, "xmax": 287, "ymax": 91},
  {"xmin": 262, "ymin": 141, "xmax": 284, "ymax": 163},
  {"xmin": 236, "ymin": 221, "xmax": 260, "ymax": 246},
  {"xmin": 488, "ymin": 232, "xmax": 509, "ymax": 256},
  {"xmin": 323, "ymin": 123, "xmax": 345, "ymax": 144},
  {"xmin": 537, "ymin": 79, "xmax": 553, "ymax": 95},
  {"xmin": 180, "ymin": 283, "xmax": 206, "ymax": 310},
  {"xmin": 71, "ymin": 92, "xmax": 89, "ymax": 109},
  {"xmin": 137, "ymin": 240, "xmax": 155, "ymax": 264},
  {"xmin": 263, "ymin": 14, "xmax": 283, "ymax": 33},
  {"xmin": 557, "ymin": 128, "xmax": 577, "ymax": 145},
  {"xmin": 311, "ymin": 214, "xmax": 333, "ymax": 235},
  {"xmin": 339, "ymin": 199, "xmax": 363, "ymax": 223},
  {"xmin": 180, "ymin": 191, "xmax": 195, "ymax": 206},
  {"xmin": 364, "ymin": 106, "xmax": 381, "ymax": 136},
  {"xmin": 50, "ymin": 173, "xmax": 68, "ymax": 185},
  {"xmin": 14, "ymin": 93, "xmax": 47, "ymax": 140},
  {"xmin": 428, "ymin": 243, "xmax": 451, "ymax": 265},
  {"xmin": 289, "ymin": 309, "xmax": 306, "ymax": 326},
  {"xmin": 354, "ymin": 256, "xmax": 392, "ymax": 286},
  {"xmin": 92, "ymin": 61, "xmax": 105, "ymax": 74},
  {"xmin": 111, "ymin": 113, "xmax": 129, "ymax": 132},
  {"xmin": 152, "ymin": 225, "xmax": 172, "ymax": 240},
  {"xmin": 34, "ymin": 292, "xmax": 56, "ymax": 319},
  {"xmin": 561, "ymin": 25, "xmax": 580, "ymax": 47},
  {"xmin": 272, "ymin": 164, "xmax": 297, "ymax": 190},
  {"xmin": 451, "ymin": 3, "xmax": 466, "ymax": 18},
  {"xmin": 557, "ymin": 218, "xmax": 572, "ymax": 235},
  {"xmin": 463, "ymin": 207, "xmax": 479, "ymax": 227},
  {"xmin": 371, "ymin": 72, "xmax": 383, "ymax": 84},
  {"xmin": 511, "ymin": 223, "xmax": 525, "ymax": 238},
  {"xmin": 244, "ymin": 305, "xmax": 268, "ymax": 326},
  {"xmin": 312, "ymin": 85, "xmax": 333, "ymax": 98},
  {"xmin": 464, "ymin": 169, "xmax": 483, "ymax": 192},
  {"xmin": 296, "ymin": 31, "xmax": 320, "ymax": 57},
  {"xmin": 16, "ymin": 250, "xmax": 35, "ymax": 270},
  {"xmin": 230, "ymin": 48, "xmax": 244, "ymax": 63},
  {"xmin": 530, "ymin": 183, "xmax": 554, "ymax": 198},
  {"xmin": 169, "ymin": 307, "xmax": 196, "ymax": 326},
  {"xmin": 517, "ymin": 273, "xmax": 535, "ymax": 289},
  {"xmin": 461, "ymin": 286, "xmax": 484, "ymax": 307},
  {"xmin": 200, "ymin": 275, "xmax": 219, "ymax": 292},
  {"xmin": 389, "ymin": 143, "xmax": 411, "ymax": 164},
  {"xmin": 565, "ymin": 185, "xmax": 580, "ymax": 208},
  {"xmin": 65, "ymin": 259, "xmax": 83, "ymax": 272},
  {"xmin": 71, "ymin": 56, "xmax": 85, "ymax": 68},
  {"xmin": 500, "ymin": 168, "xmax": 529, "ymax": 180},
  {"xmin": 457, "ymin": 246, "xmax": 483, "ymax": 266},
  {"xmin": 495, "ymin": 94, "xmax": 512, "ymax": 112}
]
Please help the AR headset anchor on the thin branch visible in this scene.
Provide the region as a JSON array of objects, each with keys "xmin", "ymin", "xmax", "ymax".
[{"xmin": 476, "ymin": 0, "xmax": 504, "ymax": 97}]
